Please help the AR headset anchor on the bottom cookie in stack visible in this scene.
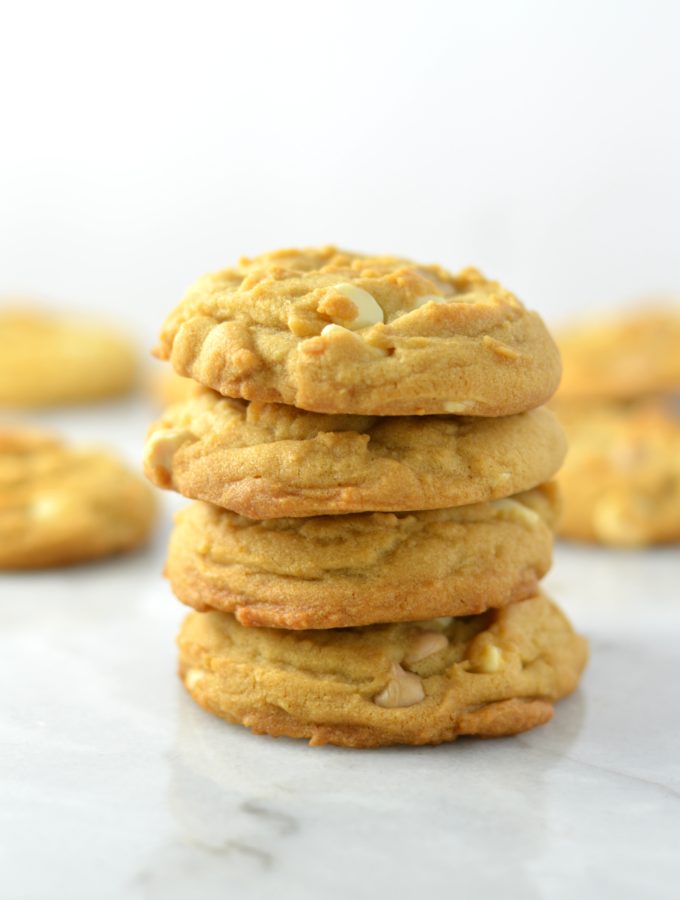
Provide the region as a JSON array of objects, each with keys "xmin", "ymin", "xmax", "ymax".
[{"xmin": 178, "ymin": 593, "xmax": 587, "ymax": 748}]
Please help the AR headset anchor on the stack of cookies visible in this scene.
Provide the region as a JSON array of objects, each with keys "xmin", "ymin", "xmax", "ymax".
[{"xmin": 145, "ymin": 247, "xmax": 587, "ymax": 748}]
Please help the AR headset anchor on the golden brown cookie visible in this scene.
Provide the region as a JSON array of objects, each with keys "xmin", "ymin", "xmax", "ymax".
[
  {"xmin": 0, "ymin": 308, "xmax": 138, "ymax": 407},
  {"xmin": 557, "ymin": 307, "xmax": 680, "ymax": 400},
  {"xmin": 155, "ymin": 247, "xmax": 561, "ymax": 416},
  {"xmin": 554, "ymin": 397, "xmax": 680, "ymax": 546},
  {"xmin": 166, "ymin": 484, "xmax": 558, "ymax": 629},
  {"xmin": 145, "ymin": 392, "xmax": 566, "ymax": 517},
  {"xmin": 0, "ymin": 428, "xmax": 156, "ymax": 568},
  {"xmin": 178, "ymin": 593, "xmax": 587, "ymax": 748}
]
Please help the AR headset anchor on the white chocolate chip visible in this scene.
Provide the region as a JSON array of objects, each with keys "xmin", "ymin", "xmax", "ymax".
[
  {"xmin": 334, "ymin": 283, "xmax": 384, "ymax": 328},
  {"xmin": 490, "ymin": 498, "xmax": 540, "ymax": 526},
  {"xmin": 472, "ymin": 644, "xmax": 504, "ymax": 674},
  {"xmin": 374, "ymin": 663, "xmax": 425, "ymax": 708},
  {"xmin": 185, "ymin": 668, "xmax": 205, "ymax": 689},
  {"xmin": 145, "ymin": 428, "xmax": 193, "ymax": 474},
  {"xmin": 414, "ymin": 269, "xmax": 456, "ymax": 296},
  {"xmin": 592, "ymin": 498, "xmax": 646, "ymax": 546},
  {"xmin": 403, "ymin": 631, "xmax": 449, "ymax": 665},
  {"xmin": 31, "ymin": 495, "xmax": 62, "ymax": 520},
  {"xmin": 443, "ymin": 401, "xmax": 476, "ymax": 414},
  {"xmin": 319, "ymin": 322, "xmax": 387, "ymax": 356},
  {"xmin": 320, "ymin": 323, "xmax": 350, "ymax": 337}
]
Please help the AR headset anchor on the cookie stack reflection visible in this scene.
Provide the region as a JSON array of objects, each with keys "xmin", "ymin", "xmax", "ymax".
[{"xmin": 144, "ymin": 247, "xmax": 587, "ymax": 748}]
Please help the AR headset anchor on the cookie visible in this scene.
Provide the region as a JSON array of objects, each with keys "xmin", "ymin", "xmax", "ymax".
[
  {"xmin": 558, "ymin": 307, "xmax": 680, "ymax": 401},
  {"xmin": 149, "ymin": 364, "xmax": 198, "ymax": 408},
  {"xmin": 554, "ymin": 398, "xmax": 680, "ymax": 546},
  {"xmin": 166, "ymin": 484, "xmax": 558, "ymax": 629},
  {"xmin": 0, "ymin": 428, "xmax": 156, "ymax": 568},
  {"xmin": 145, "ymin": 392, "xmax": 566, "ymax": 517},
  {"xmin": 155, "ymin": 247, "xmax": 561, "ymax": 416},
  {"xmin": 178, "ymin": 593, "xmax": 587, "ymax": 748},
  {"xmin": 0, "ymin": 308, "xmax": 137, "ymax": 407}
]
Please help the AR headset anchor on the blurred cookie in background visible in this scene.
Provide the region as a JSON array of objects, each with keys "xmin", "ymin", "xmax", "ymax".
[
  {"xmin": 554, "ymin": 304, "xmax": 680, "ymax": 547},
  {"xmin": 148, "ymin": 362, "xmax": 198, "ymax": 408},
  {"xmin": 0, "ymin": 306, "xmax": 138, "ymax": 407},
  {"xmin": 558, "ymin": 306, "xmax": 680, "ymax": 401},
  {"xmin": 553, "ymin": 397, "xmax": 680, "ymax": 547},
  {"xmin": 0, "ymin": 427, "xmax": 156, "ymax": 568}
]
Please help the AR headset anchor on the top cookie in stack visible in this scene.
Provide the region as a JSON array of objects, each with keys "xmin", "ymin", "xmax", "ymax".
[
  {"xmin": 146, "ymin": 247, "xmax": 586, "ymax": 748},
  {"xmin": 154, "ymin": 246, "xmax": 561, "ymax": 416}
]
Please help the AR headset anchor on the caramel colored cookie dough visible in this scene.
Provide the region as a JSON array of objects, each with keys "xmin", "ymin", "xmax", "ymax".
[
  {"xmin": 145, "ymin": 391, "xmax": 566, "ymax": 517},
  {"xmin": 0, "ymin": 428, "xmax": 156, "ymax": 568},
  {"xmin": 558, "ymin": 307, "xmax": 680, "ymax": 401},
  {"xmin": 155, "ymin": 247, "xmax": 561, "ymax": 416},
  {"xmin": 178, "ymin": 593, "xmax": 587, "ymax": 748},
  {"xmin": 554, "ymin": 398, "xmax": 680, "ymax": 546},
  {"xmin": 0, "ymin": 308, "xmax": 137, "ymax": 407},
  {"xmin": 166, "ymin": 484, "xmax": 558, "ymax": 629}
]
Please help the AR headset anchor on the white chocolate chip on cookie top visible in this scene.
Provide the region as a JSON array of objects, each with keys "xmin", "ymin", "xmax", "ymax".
[{"xmin": 331, "ymin": 283, "xmax": 385, "ymax": 328}]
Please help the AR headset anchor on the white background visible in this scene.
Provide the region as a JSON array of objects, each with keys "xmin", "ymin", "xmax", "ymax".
[{"xmin": 2, "ymin": 0, "xmax": 680, "ymax": 344}]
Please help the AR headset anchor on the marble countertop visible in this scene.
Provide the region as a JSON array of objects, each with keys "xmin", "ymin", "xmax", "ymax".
[{"xmin": 2, "ymin": 398, "xmax": 679, "ymax": 900}]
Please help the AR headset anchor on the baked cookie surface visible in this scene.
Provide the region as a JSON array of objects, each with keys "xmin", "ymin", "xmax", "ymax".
[
  {"xmin": 558, "ymin": 307, "xmax": 680, "ymax": 400},
  {"xmin": 554, "ymin": 398, "xmax": 680, "ymax": 546},
  {"xmin": 166, "ymin": 484, "xmax": 558, "ymax": 629},
  {"xmin": 0, "ymin": 428, "xmax": 156, "ymax": 568},
  {"xmin": 155, "ymin": 247, "xmax": 561, "ymax": 416},
  {"xmin": 145, "ymin": 391, "xmax": 566, "ymax": 517},
  {"xmin": 178, "ymin": 593, "xmax": 587, "ymax": 748},
  {"xmin": 0, "ymin": 308, "xmax": 137, "ymax": 407}
]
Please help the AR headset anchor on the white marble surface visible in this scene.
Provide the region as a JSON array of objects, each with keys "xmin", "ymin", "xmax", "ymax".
[{"xmin": 1, "ymin": 399, "xmax": 679, "ymax": 900}]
